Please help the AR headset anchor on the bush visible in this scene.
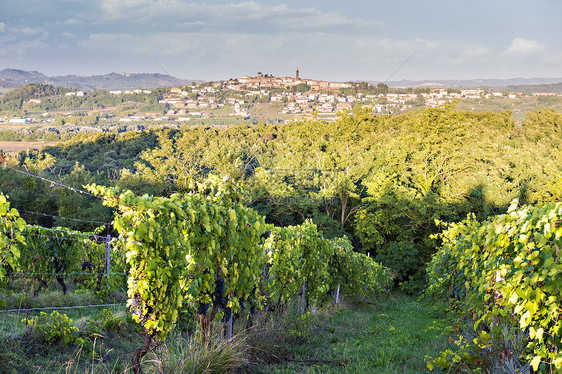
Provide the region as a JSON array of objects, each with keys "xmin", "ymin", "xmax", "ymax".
[
  {"xmin": 374, "ymin": 241, "xmax": 422, "ymax": 289},
  {"xmin": 27, "ymin": 310, "xmax": 78, "ymax": 345},
  {"xmin": 96, "ymin": 308, "xmax": 122, "ymax": 332}
]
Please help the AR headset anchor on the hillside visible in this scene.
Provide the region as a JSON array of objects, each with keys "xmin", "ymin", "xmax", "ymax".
[
  {"xmin": 0, "ymin": 84, "xmax": 71, "ymax": 102},
  {"xmin": 385, "ymin": 77, "xmax": 562, "ymax": 89},
  {"xmin": 0, "ymin": 69, "xmax": 204, "ymax": 91},
  {"xmin": 506, "ymin": 81, "xmax": 562, "ymax": 94}
]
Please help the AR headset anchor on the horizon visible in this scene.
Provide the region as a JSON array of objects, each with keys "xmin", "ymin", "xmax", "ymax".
[
  {"xmin": 1, "ymin": 1, "xmax": 561, "ymax": 82},
  {"xmin": 2, "ymin": 67, "xmax": 562, "ymax": 87}
]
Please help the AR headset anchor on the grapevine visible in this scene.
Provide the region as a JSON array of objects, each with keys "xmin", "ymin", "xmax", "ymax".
[
  {"xmin": 0, "ymin": 194, "xmax": 25, "ymax": 281},
  {"xmin": 427, "ymin": 200, "xmax": 562, "ymax": 371},
  {"xmin": 88, "ymin": 176, "xmax": 393, "ymax": 371}
]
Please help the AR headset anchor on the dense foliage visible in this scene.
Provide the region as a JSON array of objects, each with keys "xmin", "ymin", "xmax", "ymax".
[
  {"xmin": 427, "ymin": 200, "xmax": 562, "ymax": 371},
  {"xmin": 88, "ymin": 177, "xmax": 391, "ymax": 338},
  {"xmin": 3, "ymin": 106, "xmax": 562, "ymax": 291},
  {"xmin": 88, "ymin": 177, "xmax": 267, "ymax": 341},
  {"xmin": 18, "ymin": 225, "xmax": 111, "ymax": 296},
  {"xmin": 0, "ymin": 84, "xmax": 71, "ymax": 111},
  {"xmin": 87, "ymin": 177, "xmax": 392, "ymax": 371},
  {"xmin": 0, "ymin": 84, "xmax": 165, "ymax": 113}
]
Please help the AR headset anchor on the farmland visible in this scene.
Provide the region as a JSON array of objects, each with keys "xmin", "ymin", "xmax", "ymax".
[{"xmin": 0, "ymin": 140, "xmax": 58, "ymax": 154}]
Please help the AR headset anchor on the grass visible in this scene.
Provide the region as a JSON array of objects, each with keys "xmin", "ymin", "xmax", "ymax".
[
  {"xmin": 246, "ymin": 293, "xmax": 451, "ymax": 373},
  {"xmin": 0, "ymin": 310, "xmax": 143, "ymax": 373},
  {"xmin": 0, "ymin": 278, "xmax": 127, "ymax": 337},
  {"xmin": 1, "ymin": 289, "xmax": 496, "ymax": 373},
  {"xmin": 0, "ymin": 279, "xmax": 133, "ymax": 373},
  {"xmin": 146, "ymin": 332, "xmax": 249, "ymax": 374}
]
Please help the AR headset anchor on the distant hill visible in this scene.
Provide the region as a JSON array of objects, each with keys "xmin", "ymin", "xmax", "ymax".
[
  {"xmin": 383, "ymin": 77, "xmax": 562, "ymax": 89},
  {"xmin": 0, "ymin": 69, "xmax": 205, "ymax": 91},
  {"xmin": 505, "ymin": 82, "xmax": 562, "ymax": 94},
  {"xmin": 0, "ymin": 69, "xmax": 49, "ymax": 88}
]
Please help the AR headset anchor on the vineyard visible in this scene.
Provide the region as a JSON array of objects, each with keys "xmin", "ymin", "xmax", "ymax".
[
  {"xmin": 2, "ymin": 106, "xmax": 562, "ymax": 372},
  {"xmin": 0, "ymin": 176, "xmax": 393, "ymax": 372},
  {"xmin": 5, "ymin": 179, "xmax": 561, "ymax": 372}
]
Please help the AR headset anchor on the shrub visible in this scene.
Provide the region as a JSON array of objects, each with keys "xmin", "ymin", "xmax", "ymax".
[{"xmin": 27, "ymin": 310, "xmax": 78, "ymax": 345}]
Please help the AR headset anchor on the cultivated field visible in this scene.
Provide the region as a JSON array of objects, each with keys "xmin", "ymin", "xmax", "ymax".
[{"xmin": 0, "ymin": 141, "xmax": 58, "ymax": 154}]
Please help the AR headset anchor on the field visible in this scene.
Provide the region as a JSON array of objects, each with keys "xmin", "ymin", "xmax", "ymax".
[{"xmin": 0, "ymin": 140, "xmax": 58, "ymax": 154}]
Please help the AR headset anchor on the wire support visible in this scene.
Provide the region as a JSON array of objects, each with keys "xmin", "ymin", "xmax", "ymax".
[
  {"xmin": 1, "ymin": 164, "xmax": 99, "ymax": 198},
  {"xmin": 0, "ymin": 225, "xmax": 111, "ymax": 241},
  {"xmin": 22, "ymin": 225, "xmax": 108, "ymax": 238},
  {"xmin": 4, "ymin": 230, "xmax": 104, "ymax": 242},
  {"xmin": 6, "ymin": 272, "xmax": 127, "ymax": 277},
  {"xmin": 0, "ymin": 303, "xmax": 126, "ymax": 313},
  {"xmin": 18, "ymin": 209, "xmax": 111, "ymax": 226}
]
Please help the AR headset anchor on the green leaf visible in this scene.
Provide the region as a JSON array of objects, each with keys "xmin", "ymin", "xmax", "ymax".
[{"xmin": 531, "ymin": 356, "xmax": 541, "ymax": 371}]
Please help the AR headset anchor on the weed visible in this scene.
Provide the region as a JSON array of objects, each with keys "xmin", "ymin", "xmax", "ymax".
[
  {"xmin": 26, "ymin": 310, "xmax": 78, "ymax": 345},
  {"xmin": 425, "ymin": 314, "xmax": 531, "ymax": 373}
]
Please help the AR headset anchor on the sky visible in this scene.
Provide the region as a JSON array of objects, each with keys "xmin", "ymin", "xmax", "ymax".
[{"xmin": 1, "ymin": 0, "xmax": 561, "ymax": 82}]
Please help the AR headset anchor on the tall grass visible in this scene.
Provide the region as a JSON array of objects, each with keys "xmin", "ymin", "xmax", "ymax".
[
  {"xmin": 57, "ymin": 343, "xmax": 130, "ymax": 374},
  {"xmin": 146, "ymin": 332, "xmax": 248, "ymax": 374},
  {"xmin": 146, "ymin": 299, "xmax": 311, "ymax": 373}
]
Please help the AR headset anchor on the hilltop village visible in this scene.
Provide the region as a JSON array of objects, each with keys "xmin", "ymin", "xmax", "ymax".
[{"xmin": 155, "ymin": 72, "xmax": 537, "ymax": 121}]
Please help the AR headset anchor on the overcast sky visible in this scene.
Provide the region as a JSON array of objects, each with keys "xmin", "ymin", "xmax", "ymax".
[{"xmin": 1, "ymin": 0, "xmax": 561, "ymax": 82}]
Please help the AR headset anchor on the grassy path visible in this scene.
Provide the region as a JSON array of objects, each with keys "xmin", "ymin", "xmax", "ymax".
[
  {"xmin": 251, "ymin": 293, "xmax": 449, "ymax": 373},
  {"xmin": 0, "ymin": 292, "xmax": 449, "ymax": 373}
]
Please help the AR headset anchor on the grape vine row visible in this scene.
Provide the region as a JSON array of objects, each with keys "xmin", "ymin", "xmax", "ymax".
[{"xmin": 427, "ymin": 200, "xmax": 562, "ymax": 371}]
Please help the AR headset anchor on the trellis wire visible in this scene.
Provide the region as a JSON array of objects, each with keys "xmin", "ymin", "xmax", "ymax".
[
  {"xmin": 17, "ymin": 209, "xmax": 111, "ymax": 226},
  {"xmin": 6, "ymin": 271, "xmax": 127, "ymax": 277},
  {"xmin": 0, "ymin": 303, "xmax": 126, "ymax": 313},
  {"xmin": 22, "ymin": 225, "xmax": 104, "ymax": 238},
  {"xmin": 4, "ymin": 231, "xmax": 100, "ymax": 243},
  {"xmin": 2, "ymin": 230, "xmax": 114, "ymax": 275},
  {"xmin": 0, "ymin": 229, "xmax": 107, "ymax": 244},
  {"xmin": 1, "ymin": 163, "xmax": 99, "ymax": 198}
]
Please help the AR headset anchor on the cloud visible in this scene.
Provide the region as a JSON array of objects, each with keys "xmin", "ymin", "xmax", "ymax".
[
  {"xmin": 79, "ymin": 31, "xmax": 288, "ymax": 58},
  {"xmin": 0, "ymin": 22, "xmax": 5, "ymax": 33},
  {"xmin": 460, "ymin": 47, "xmax": 491, "ymax": 58},
  {"xmin": 18, "ymin": 27, "xmax": 45, "ymax": 36},
  {"xmin": 546, "ymin": 51, "xmax": 562, "ymax": 63},
  {"xmin": 0, "ymin": 39, "xmax": 49, "ymax": 56},
  {"xmin": 96, "ymin": 1, "xmax": 379, "ymax": 33},
  {"xmin": 64, "ymin": 18, "xmax": 81, "ymax": 25},
  {"xmin": 502, "ymin": 37, "xmax": 545, "ymax": 56},
  {"xmin": 100, "ymin": 0, "xmax": 152, "ymax": 15}
]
